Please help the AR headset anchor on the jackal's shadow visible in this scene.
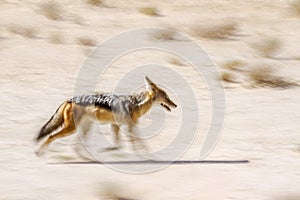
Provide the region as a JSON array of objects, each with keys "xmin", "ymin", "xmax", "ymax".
[{"xmin": 50, "ymin": 159, "xmax": 250, "ymax": 165}]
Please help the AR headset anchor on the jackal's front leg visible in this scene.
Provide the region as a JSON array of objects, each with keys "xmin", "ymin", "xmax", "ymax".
[{"xmin": 128, "ymin": 124, "xmax": 149, "ymax": 153}]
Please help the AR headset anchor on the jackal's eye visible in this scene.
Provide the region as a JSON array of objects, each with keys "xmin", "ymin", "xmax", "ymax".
[{"xmin": 162, "ymin": 92, "xmax": 168, "ymax": 98}]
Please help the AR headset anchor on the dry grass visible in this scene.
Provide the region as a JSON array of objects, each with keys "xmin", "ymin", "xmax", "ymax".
[
  {"xmin": 248, "ymin": 66, "xmax": 298, "ymax": 88},
  {"xmin": 274, "ymin": 194, "xmax": 300, "ymax": 200},
  {"xmin": 220, "ymin": 71, "xmax": 237, "ymax": 83},
  {"xmin": 169, "ymin": 57, "xmax": 184, "ymax": 66},
  {"xmin": 49, "ymin": 33, "xmax": 63, "ymax": 44},
  {"xmin": 77, "ymin": 37, "xmax": 96, "ymax": 46},
  {"xmin": 95, "ymin": 182, "xmax": 136, "ymax": 200},
  {"xmin": 86, "ymin": 0, "xmax": 103, "ymax": 6},
  {"xmin": 222, "ymin": 60, "xmax": 245, "ymax": 71},
  {"xmin": 8, "ymin": 25, "xmax": 37, "ymax": 38},
  {"xmin": 296, "ymin": 146, "xmax": 300, "ymax": 153},
  {"xmin": 139, "ymin": 7, "xmax": 159, "ymax": 16},
  {"xmin": 192, "ymin": 21, "xmax": 238, "ymax": 40},
  {"xmin": 72, "ymin": 15, "xmax": 85, "ymax": 25},
  {"xmin": 39, "ymin": 2, "xmax": 62, "ymax": 20},
  {"xmin": 290, "ymin": 0, "xmax": 300, "ymax": 16},
  {"xmin": 153, "ymin": 29, "xmax": 176, "ymax": 40},
  {"xmin": 252, "ymin": 38, "xmax": 281, "ymax": 58}
]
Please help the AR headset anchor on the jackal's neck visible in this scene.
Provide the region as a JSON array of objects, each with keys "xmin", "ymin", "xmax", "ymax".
[{"xmin": 134, "ymin": 90, "xmax": 155, "ymax": 117}]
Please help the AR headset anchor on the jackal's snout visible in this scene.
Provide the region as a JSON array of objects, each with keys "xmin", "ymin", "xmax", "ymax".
[
  {"xmin": 168, "ymin": 98, "xmax": 177, "ymax": 108},
  {"xmin": 161, "ymin": 97, "xmax": 177, "ymax": 112}
]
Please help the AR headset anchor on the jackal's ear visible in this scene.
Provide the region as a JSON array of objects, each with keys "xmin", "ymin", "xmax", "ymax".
[{"xmin": 145, "ymin": 76, "xmax": 158, "ymax": 91}]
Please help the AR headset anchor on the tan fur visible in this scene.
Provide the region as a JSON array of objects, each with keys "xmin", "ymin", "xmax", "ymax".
[{"xmin": 35, "ymin": 77, "xmax": 177, "ymax": 156}]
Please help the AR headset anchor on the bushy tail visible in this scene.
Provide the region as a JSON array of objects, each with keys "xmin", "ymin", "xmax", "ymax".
[{"xmin": 36, "ymin": 102, "xmax": 67, "ymax": 142}]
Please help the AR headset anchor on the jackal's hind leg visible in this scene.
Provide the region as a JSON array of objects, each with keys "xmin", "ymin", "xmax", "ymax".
[
  {"xmin": 100, "ymin": 124, "xmax": 121, "ymax": 152},
  {"xmin": 73, "ymin": 120, "xmax": 94, "ymax": 160},
  {"xmin": 35, "ymin": 125, "xmax": 76, "ymax": 156},
  {"xmin": 35, "ymin": 108, "xmax": 77, "ymax": 156},
  {"xmin": 78, "ymin": 119, "xmax": 93, "ymax": 142}
]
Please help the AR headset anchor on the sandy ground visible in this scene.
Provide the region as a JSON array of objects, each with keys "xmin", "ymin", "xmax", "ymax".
[{"xmin": 1, "ymin": 0, "xmax": 300, "ymax": 199}]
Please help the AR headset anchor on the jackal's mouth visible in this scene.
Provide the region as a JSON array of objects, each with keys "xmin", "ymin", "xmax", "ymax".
[
  {"xmin": 161, "ymin": 103, "xmax": 171, "ymax": 111},
  {"xmin": 161, "ymin": 101, "xmax": 177, "ymax": 112}
]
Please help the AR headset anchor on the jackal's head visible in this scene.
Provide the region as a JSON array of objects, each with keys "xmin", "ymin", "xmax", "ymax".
[{"xmin": 145, "ymin": 76, "xmax": 177, "ymax": 111}]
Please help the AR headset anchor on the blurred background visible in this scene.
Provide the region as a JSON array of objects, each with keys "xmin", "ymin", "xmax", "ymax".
[{"xmin": 0, "ymin": 0, "xmax": 300, "ymax": 199}]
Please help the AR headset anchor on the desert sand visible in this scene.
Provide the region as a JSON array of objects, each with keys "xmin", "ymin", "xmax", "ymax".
[{"xmin": 1, "ymin": 0, "xmax": 300, "ymax": 199}]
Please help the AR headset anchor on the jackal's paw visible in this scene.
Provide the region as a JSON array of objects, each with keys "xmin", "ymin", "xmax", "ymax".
[
  {"xmin": 100, "ymin": 146, "xmax": 121, "ymax": 153},
  {"xmin": 35, "ymin": 150, "xmax": 41, "ymax": 157},
  {"xmin": 35, "ymin": 148, "xmax": 45, "ymax": 157},
  {"xmin": 73, "ymin": 145, "xmax": 93, "ymax": 161}
]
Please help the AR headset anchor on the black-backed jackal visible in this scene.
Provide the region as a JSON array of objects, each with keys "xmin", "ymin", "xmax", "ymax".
[{"xmin": 35, "ymin": 76, "xmax": 177, "ymax": 156}]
